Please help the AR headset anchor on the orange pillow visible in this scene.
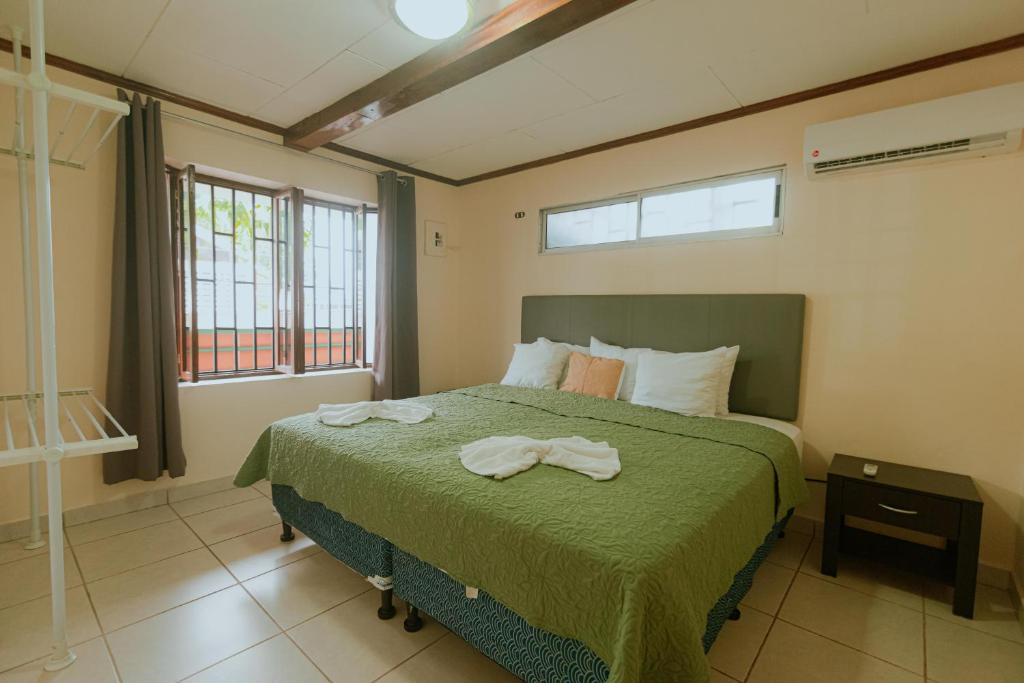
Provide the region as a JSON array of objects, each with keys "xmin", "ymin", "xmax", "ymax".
[{"xmin": 559, "ymin": 352, "xmax": 625, "ymax": 400}]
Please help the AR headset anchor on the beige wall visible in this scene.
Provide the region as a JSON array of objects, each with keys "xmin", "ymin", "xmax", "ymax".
[
  {"xmin": 0, "ymin": 61, "xmax": 462, "ymax": 526},
  {"xmin": 453, "ymin": 50, "xmax": 1024, "ymax": 571}
]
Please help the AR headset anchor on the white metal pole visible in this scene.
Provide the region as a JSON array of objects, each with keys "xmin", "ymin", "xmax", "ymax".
[
  {"xmin": 11, "ymin": 26, "xmax": 45, "ymax": 552},
  {"xmin": 27, "ymin": 0, "xmax": 75, "ymax": 670}
]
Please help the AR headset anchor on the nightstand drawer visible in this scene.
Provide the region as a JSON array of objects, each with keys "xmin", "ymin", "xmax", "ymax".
[{"xmin": 842, "ymin": 480, "xmax": 961, "ymax": 538}]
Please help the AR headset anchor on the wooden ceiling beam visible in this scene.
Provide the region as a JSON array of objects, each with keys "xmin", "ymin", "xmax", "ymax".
[
  {"xmin": 283, "ymin": 0, "xmax": 640, "ymax": 151},
  {"xmin": 0, "ymin": 38, "xmax": 461, "ymax": 186}
]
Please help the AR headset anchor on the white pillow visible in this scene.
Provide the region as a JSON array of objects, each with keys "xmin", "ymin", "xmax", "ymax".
[
  {"xmin": 717, "ymin": 346, "xmax": 740, "ymax": 416},
  {"xmin": 539, "ymin": 337, "xmax": 589, "ymax": 356},
  {"xmin": 631, "ymin": 348, "xmax": 725, "ymax": 417},
  {"xmin": 500, "ymin": 338, "xmax": 571, "ymax": 389},
  {"xmin": 589, "ymin": 337, "xmax": 651, "ymax": 402},
  {"xmin": 539, "ymin": 338, "xmax": 589, "ymax": 383}
]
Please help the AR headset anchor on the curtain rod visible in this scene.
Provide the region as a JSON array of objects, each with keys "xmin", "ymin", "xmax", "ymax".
[{"xmin": 160, "ymin": 109, "xmax": 384, "ymax": 179}]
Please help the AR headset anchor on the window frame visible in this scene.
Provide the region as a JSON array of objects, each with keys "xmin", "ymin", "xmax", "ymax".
[
  {"xmin": 170, "ymin": 166, "xmax": 374, "ymax": 382},
  {"xmin": 300, "ymin": 196, "xmax": 370, "ymax": 373},
  {"xmin": 539, "ymin": 166, "xmax": 785, "ymax": 254}
]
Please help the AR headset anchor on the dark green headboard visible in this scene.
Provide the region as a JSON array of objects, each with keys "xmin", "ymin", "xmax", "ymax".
[{"xmin": 521, "ymin": 294, "xmax": 806, "ymax": 421}]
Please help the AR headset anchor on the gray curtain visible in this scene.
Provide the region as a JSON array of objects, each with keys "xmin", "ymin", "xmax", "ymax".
[
  {"xmin": 104, "ymin": 92, "xmax": 186, "ymax": 483},
  {"xmin": 372, "ymin": 171, "xmax": 420, "ymax": 400}
]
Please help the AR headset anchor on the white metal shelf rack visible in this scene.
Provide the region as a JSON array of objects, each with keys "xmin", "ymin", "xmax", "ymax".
[{"xmin": 3, "ymin": 0, "xmax": 136, "ymax": 671}]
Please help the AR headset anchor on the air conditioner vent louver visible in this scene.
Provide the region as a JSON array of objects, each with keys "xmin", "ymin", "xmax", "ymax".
[
  {"xmin": 803, "ymin": 83, "xmax": 1024, "ymax": 178},
  {"xmin": 813, "ymin": 138, "xmax": 975, "ymax": 172}
]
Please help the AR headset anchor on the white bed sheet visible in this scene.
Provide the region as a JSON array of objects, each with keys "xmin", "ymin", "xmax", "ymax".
[{"xmin": 719, "ymin": 413, "xmax": 803, "ymax": 461}]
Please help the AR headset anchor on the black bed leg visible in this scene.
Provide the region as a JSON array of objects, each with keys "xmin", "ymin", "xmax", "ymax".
[
  {"xmin": 728, "ymin": 607, "xmax": 741, "ymax": 621},
  {"xmin": 279, "ymin": 522, "xmax": 295, "ymax": 542},
  {"xmin": 404, "ymin": 604, "xmax": 423, "ymax": 632},
  {"xmin": 378, "ymin": 589, "xmax": 397, "ymax": 620}
]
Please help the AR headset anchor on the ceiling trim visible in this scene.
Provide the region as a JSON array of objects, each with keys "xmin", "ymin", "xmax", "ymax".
[
  {"xmin": 457, "ymin": 32, "xmax": 1024, "ymax": 186},
  {"xmin": 283, "ymin": 0, "xmax": 642, "ymax": 150},
  {"xmin": 3, "ymin": 31, "xmax": 1022, "ymax": 188},
  {"xmin": 0, "ymin": 38, "xmax": 461, "ymax": 186}
]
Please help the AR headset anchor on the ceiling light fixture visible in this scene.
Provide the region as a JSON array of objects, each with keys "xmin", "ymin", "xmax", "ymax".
[{"xmin": 392, "ymin": 0, "xmax": 471, "ymax": 40}]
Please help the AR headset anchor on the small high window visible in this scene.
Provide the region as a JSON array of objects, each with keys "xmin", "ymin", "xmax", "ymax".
[{"xmin": 542, "ymin": 167, "xmax": 784, "ymax": 251}]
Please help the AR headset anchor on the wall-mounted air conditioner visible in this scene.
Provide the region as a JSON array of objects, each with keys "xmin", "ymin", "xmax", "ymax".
[{"xmin": 804, "ymin": 81, "xmax": 1024, "ymax": 178}]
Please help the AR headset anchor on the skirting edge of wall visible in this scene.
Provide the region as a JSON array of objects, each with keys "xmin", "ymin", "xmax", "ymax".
[
  {"xmin": 1011, "ymin": 566, "xmax": 1023, "ymax": 629},
  {"xmin": 0, "ymin": 474, "xmax": 237, "ymax": 544}
]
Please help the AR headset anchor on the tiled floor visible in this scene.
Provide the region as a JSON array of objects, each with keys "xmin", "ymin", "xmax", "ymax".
[{"xmin": 0, "ymin": 491, "xmax": 1020, "ymax": 682}]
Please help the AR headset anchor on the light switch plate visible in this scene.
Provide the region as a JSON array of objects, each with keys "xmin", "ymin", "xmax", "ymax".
[{"xmin": 424, "ymin": 220, "xmax": 447, "ymax": 257}]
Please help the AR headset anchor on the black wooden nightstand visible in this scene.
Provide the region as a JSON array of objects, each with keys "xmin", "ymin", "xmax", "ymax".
[{"xmin": 821, "ymin": 453, "xmax": 983, "ymax": 618}]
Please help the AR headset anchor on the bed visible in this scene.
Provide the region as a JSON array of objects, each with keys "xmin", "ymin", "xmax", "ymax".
[{"xmin": 235, "ymin": 294, "xmax": 808, "ymax": 683}]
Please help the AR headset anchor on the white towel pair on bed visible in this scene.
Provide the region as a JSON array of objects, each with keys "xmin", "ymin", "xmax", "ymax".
[
  {"xmin": 316, "ymin": 400, "xmax": 433, "ymax": 427},
  {"xmin": 459, "ymin": 436, "xmax": 620, "ymax": 481}
]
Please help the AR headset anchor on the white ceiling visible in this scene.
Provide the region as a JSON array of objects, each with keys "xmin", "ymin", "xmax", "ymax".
[{"xmin": 2, "ymin": 0, "xmax": 1023, "ymax": 180}]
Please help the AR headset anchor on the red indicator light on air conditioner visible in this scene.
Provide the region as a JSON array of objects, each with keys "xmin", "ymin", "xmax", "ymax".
[{"xmin": 811, "ymin": 149, "xmax": 820, "ymax": 157}]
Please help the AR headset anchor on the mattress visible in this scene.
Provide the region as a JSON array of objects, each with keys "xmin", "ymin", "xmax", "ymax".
[{"xmin": 721, "ymin": 412, "xmax": 803, "ymax": 460}]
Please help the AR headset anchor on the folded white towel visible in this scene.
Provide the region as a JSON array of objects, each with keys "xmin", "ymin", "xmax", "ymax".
[
  {"xmin": 459, "ymin": 436, "xmax": 620, "ymax": 481},
  {"xmin": 316, "ymin": 400, "xmax": 433, "ymax": 427}
]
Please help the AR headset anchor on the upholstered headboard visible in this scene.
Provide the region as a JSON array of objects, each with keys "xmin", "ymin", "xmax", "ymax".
[{"xmin": 521, "ymin": 294, "xmax": 806, "ymax": 421}]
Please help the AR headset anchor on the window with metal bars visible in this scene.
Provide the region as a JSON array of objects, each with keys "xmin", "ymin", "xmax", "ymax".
[{"xmin": 169, "ymin": 165, "xmax": 375, "ymax": 381}]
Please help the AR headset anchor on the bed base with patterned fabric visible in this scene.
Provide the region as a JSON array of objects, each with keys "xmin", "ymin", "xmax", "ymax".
[
  {"xmin": 392, "ymin": 510, "xmax": 792, "ymax": 682},
  {"xmin": 271, "ymin": 484, "xmax": 400, "ymax": 619},
  {"xmin": 272, "ymin": 482, "xmax": 791, "ymax": 681}
]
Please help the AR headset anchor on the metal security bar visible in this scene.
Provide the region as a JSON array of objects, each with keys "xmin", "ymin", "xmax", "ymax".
[{"xmin": 302, "ymin": 198, "xmax": 364, "ymax": 369}]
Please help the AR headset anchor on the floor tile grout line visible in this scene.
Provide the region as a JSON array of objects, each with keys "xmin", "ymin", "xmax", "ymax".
[
  {"xmin": 223, "ymin": 544, "xmax": 325, "ymax": 584},
  {"xmin": 65, "ymin": 508, "xmax": 182, "ymax": 546},
  {"xmin": 920, "ymin": 607, "xmax": 1024, "ymax": 647},
  {"xmin": 147, "ymin": 496, "xmax": 292, "ymax": 682},
  {"xmin": 84, "ymin": 498, "xmax": 256, "ymax": 638},
  {"xmin": 78, "ymin": 519, "xmax": 283, "ymax": 586},
  {"xmin": 194, "ymin": 487, "xmax": 437, "ymax": 681},
  {"xmin": 198, "ymin": 521, "xmax": 283, "ymax": 549},
  {"xmin": 277, "ymin": 585, "xmax": 374, "ymax": 632},
  {"xmin": 370, "ymin": 628, "xmax": 451, "ymax": 682},
  {"xmin": 279, "ymin": 629, "xmax": 333, "ymax": 683},
  {"xmin": 68, "ymin": 489, "xmax": 267, "ymax": 549},
  {"xmin": 176, "ymin": 632, "xmax": 283, "ymax": 682},
  {"xmin": 174, "ymin": 491, "xmax": 269, "ymax": 520},
  {"xmin": 192, "ymin": 495, "xmax": 339, "ymax": 683},
  {"xmin": 199, "ymin": 485, "xmax": 386, "ymax": 682},
  {"xmin": 922, "ymin": 596, "xmax": 928, "ymax": 681},
  {"xmin": 777, "ymin": 536, "xmax": 929, "ymax": 677},
  {"xmin": 100, "ymin": 635, "xmax": 125, "ymax": 683},
  {"xmin": 708, "ymin": 666, "xmax": 743, "ymax": 682},
  {"xmin": 0, "ymin": 543, "xmax": 117, "ymax": 677},
  {"xmin": 78, "ymin": 538, "xmax": 206, "ymax": 585},
  {"xmin": 742, "ymin": 523, "xmax": 814, "ymax": 681},
  {"xmin": 231, "ymin": 578, "xmax": 352, "ymax": 681},
  {"xmin": 97, "ymin": 582, "xmax": 242, "ymax": 639},
  {"xmin": 774, "ymin": 617, "xmax": 927, "ymax": 678},
  {"xmin": 69, "ymin": 539, "xmax": 127, "ymax": 682},
  {"xmin": 793, "ymin": 563, "xmax": 931, "ymax": 614},
  {"xmin": 797, "ymin": 571, "xmax": 926, "ymax": 618},
  {"xmin": 0, "ymin": 558, "xmax": 86, "ymax": 613},
  {"xmin": 71, "ymin": 516, "xmax": 190, "ymax": 551}
]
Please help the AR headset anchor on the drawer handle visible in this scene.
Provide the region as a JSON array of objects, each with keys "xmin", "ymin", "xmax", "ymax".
[{"xmin": 878, "ymin": 503, "xmax": 918, "ymax": 515}]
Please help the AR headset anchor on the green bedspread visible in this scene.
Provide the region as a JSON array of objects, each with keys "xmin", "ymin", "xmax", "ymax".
[{"xmin": 235, "ymin": 384, "xmax": 807, "ymax": 683}]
